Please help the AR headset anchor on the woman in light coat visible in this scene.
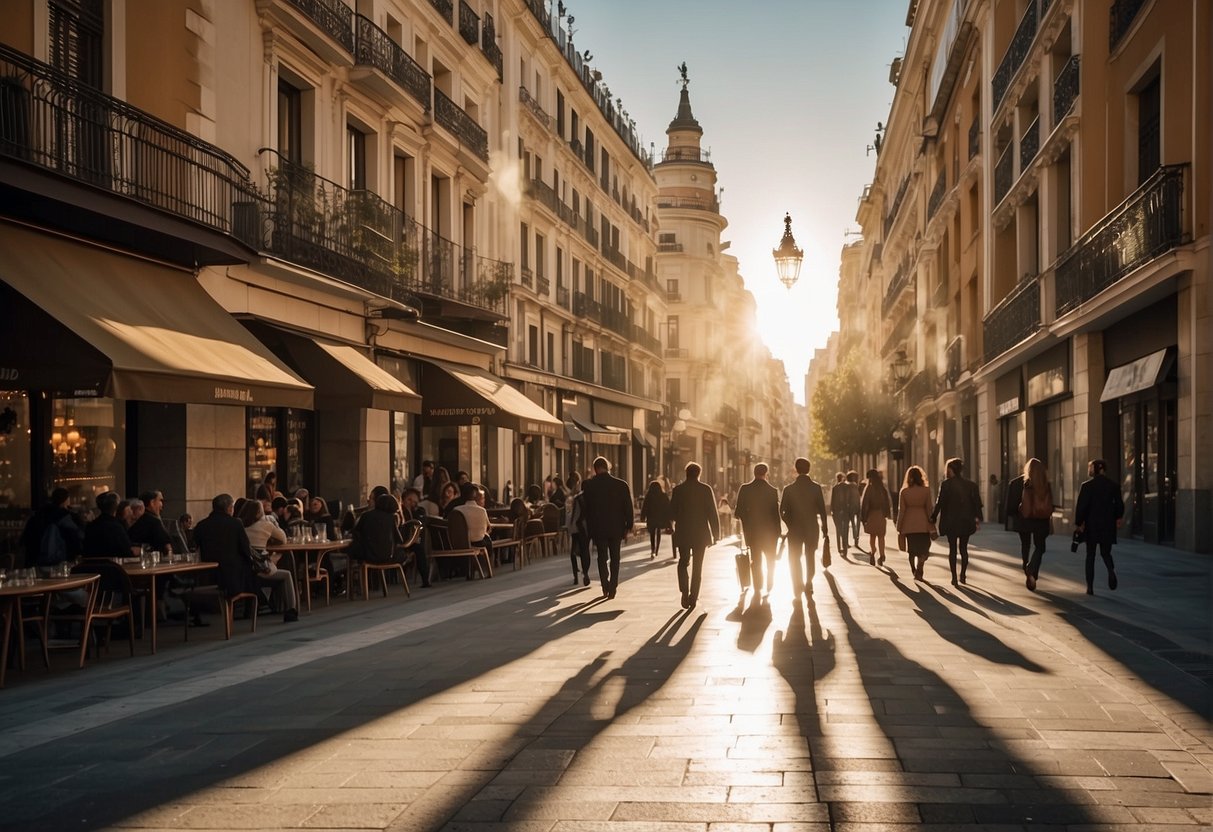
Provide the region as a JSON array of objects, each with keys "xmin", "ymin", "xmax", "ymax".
[{"xmin": 896, "ymin": 465, "xmax": 934, "ymax": 581}]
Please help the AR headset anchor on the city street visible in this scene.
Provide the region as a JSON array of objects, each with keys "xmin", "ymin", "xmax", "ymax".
[{"xmin": 0, "ymin": 529, "xmax": 1209, "ymax": 831}]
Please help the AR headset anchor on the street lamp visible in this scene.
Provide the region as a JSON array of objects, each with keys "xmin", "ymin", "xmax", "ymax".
[
  {"xmin": 772, "ymin": 213, "xmax": 804, "ymax": 290},
  {"xmin": 889, "ymin": 349, "xmax": 912, "ymax": 388}
]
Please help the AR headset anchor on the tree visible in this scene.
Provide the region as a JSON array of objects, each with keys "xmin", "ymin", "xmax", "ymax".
[{"xmin": 810, "ymin": 352, "xmax": 900, "ymax": 459}]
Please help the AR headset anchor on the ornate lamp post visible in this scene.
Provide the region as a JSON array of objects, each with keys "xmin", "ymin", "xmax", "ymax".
[
  {"xmin": 772, "ymin": 213, "xmax": 804, "ymax": 290},
  {"xmin": 889, "ymin": 348, "xmax": 912, "ymax": 389}
]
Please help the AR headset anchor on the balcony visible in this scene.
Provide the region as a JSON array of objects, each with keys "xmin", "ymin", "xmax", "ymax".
[
  {"xmin": 603, "ymin": 247, "xmax": 628, "ymax": 274},
  {"xmin": 480, "ymin": 13, "xmax": 503, "ymax": 79},
  {"xmin": 658, "ymin": 147, "xmax": 712, "ymax": 165},
  {"xmin": 881, "ymin": 266, "xmax": 913, "ymax": 317},
  {"xmin": 1110, "ymin": 0, "xmax": 1148, "ymax": 51},
  {"xmin": 354, "ymin": 15, "xmax": 431, "ymax": 109},
  {"xmin": 536, "ymin": 274, "xmax": 550, "ymax": 296},
  {"xmin": 992, "ymin": 1, "xmax": 1038, "ymax": 111},
  {"xmin": 905, "ymin": 368, "xmax": 937, "ymax": 409},
  {"xmin": 1053, "ymin": 55, "xmax": 1080, "ymax": 126},
  {"xmin": 1020, "ymin": 115, "xmax": 1040, "ymax": 170},
  {"xmin": 0, "ymin": 45, "xmax": 261, "ymax": 261},
  {"xmin": 458, "ymin": 0, "xmax": 479, "ymax": 45},
  {"xmin": 657, "ymin": 242, "xmax": 683, "ymax": 253},
  {"xmin": 944, "ymin": 336, "xmax": 964, "ymax": 389},
  {"xmin": 428, "ymin": 0, "xmax": 453, "ymax": 24},
  {"xmin": 266, "ymin": 0, "xmax": 354, "ymax": 61},
  {"xmin": 994, "ymin": 144, "xmax": 1014, "ymax": 205},
  {"xmin": 518, "ymin": 86, "xmax": 552, "ymax": 131},
  {"xmin": 665, "ymin": 347, "xmax": 688, "ymax": 359},
  {"xmin": 969, "ymin": 116, "xmax": 980, "ymax": 159},
  {"xmin": 556, "ymin": 285, "xmax": 569, "ymax": 308},
  {"xmin": 519, "ymin": 265, "xmax": 533, "ymax": 289},
  {"xmin": 434, "ymin": 89, "xmax": 488, "ymax": 162},
  {"xmin": 883, "ymin": 175, "xmax": 909, "ymax": 237},
  {"xmin": 258, "ymin": 153, "xmax": 507, "ymax": 315},
  {"xmin": 1055, "ymin": 164, "xmax": 1185, "ymax": 316},
  {"xmin": 655, "ymin": 195, "xmax": 719, "ymax": 213},
  {"xmin": 927, "ymin": 169, "xmax": 947, "ymax": 220},
  {"xmin": 983, "ymin": 276, "xmax": 1040, "ymax": 362}
]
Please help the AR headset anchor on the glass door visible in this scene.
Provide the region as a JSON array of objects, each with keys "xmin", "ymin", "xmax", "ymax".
[{"xmin": 1120, "ymin": 405, "xmax": 1141, "ymax": 537}]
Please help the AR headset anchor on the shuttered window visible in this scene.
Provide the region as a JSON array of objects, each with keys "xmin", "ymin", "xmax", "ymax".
[{"xmin": 49, "ymin": 0, "xmax": 104, "ymax": 87}]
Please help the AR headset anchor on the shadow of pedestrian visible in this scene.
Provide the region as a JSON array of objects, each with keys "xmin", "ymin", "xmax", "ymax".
[
  {"xmin": 956, "ymin": 584, "xmax": 1037, "ymax": 617},
  {"xmin": 889, "ymin": 572, "xmax": 1046, "ymax": 672},
  {"xmin": 736, "ymin": 594, "xmax": 772, "ymax": 653}
]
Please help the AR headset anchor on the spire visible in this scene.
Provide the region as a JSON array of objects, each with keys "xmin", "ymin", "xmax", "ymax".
[{"xmin": 667, "ymin": 62, "xmax": 702, "ymax": 135}]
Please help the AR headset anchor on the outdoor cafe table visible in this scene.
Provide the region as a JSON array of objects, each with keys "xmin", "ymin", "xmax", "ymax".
[
  {"xmin": 1, "ymin": 573, "xmax": 99, "ymax": 688},
  {"xmin": 266, "ymin": 540, "xmax": 347, "ymax": 611},
  {"xmin": 121, "ymin": 560, "xmax": 217, "ymax": 654}
]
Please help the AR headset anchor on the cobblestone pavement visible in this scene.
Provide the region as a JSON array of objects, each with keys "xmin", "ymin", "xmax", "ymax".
[{"xmin": 0, "ymin": 528, "xmax": 1209, "ymax": 831}]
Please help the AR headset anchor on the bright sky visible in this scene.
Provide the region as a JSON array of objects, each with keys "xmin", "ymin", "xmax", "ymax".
[{"xmin": 568, "ymin": 0, "xmax": 909, "ymax": 403}]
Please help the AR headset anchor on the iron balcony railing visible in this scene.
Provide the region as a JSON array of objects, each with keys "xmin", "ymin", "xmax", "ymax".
[
  {"xmin": 603, "ymin": 247, "xmax": 628, "ymax": 274},
  {"xmin": 983, "ymin": 276, "xmax": 1040, "ymax": 362},
  {"xmin": 1020, "ymin": 115, "xmax": 1040, "ymax": 171},
  {"xmin": 944, "ymin": 336, "xmax": 964, "ymax": 388},
  {"xmin": 994, "ymin": 143, "xmax": 1014, "ymax": 205},
  {"xmin": 1110, "ymin": 0, "xmax": 1148, "ymax": 51},
  {"xmin": 518, "ymin": 86, "xmax": 552, "ymax": 130},
  {"xmin": 354, "ymin": 14, "xmax": 431, "ymax": 109},
  {"xmin": 536, "ymin": 274, "xmax": 550, "ymax": 296},
  {"xmin": 259, "ymin": 151, "xmax": 508, "ymax": 315},
  {"xmin": 881, "ymin": 267, "xmax": 913, "ymax": 317},
  {"xmin": 555, "ymin": 285, "xmax": 569, "ymax": 308},
  {"xmin": 434, "ymin": 88, "xmax": 488, "ymax": 162},
  {"xmin": 968, "ymin": 115, "xmax": 980, "ymax": 159},
  {"xmin": 519, "ymin": 265, "xmax": 533, "ymax": 289},
  {"xmin": 458, "ymin": 0, "xmax": 479, "ymax": 45},
  {"xmin": 480, "ymin": 12, "xmax": 502, "ymax": 79},
  {"xmin": 659, "ymin": 147, "xmax": 712, "ymax": 165},
  {"xmin": 881, "ymin": 305, "xmax": 916, "ymax": 357},
  {"xmin": 0, "ymin": 44, "xmax": 261, "ymax": 247},
  {"xmin": 883, "ymin": 175, "xmax": 909, "ymax": 237},
  {"xmin": 1055, "ymin": 164, "xmax": 1185, "ymax": 315},
  {"xmin": 286, "ymin": 0, "xmax": 354, "ymax": 53},
  {"xmin": 992, "ymin": 0, "xmax": 1038, "ymax": 110},
  {"xmin": 655, "ymin": 195, "xmax": 719, "ymax": 212},
  {"xmin": 1053, "ymin": 55, "xmax": 1080, "ymax": 126},
  {"xmin": 928, "ymin": 168, "xmax": 947, "ymax": 220},
  {"xmin": 905, "ymin": 368, "xmax": 937, "ymax": 408},
  {"xmin": 428, "ymin": 0, "xmax": 453, "ymax": 24},
  {"xmin": 657, "ymin": 242, "xmax": 683, "ymax": 253}
]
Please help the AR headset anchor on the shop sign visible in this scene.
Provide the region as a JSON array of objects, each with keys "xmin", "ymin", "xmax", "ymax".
[
  {"xmin": 427, "ymin": 405, "xmax": 498, "ymax": 418},
  {"xmin": 997, "ymin": 396, "xmax": 1021, "ymax": 418},
  {"xmin": 1100, "ymin": 349, "xmax": 1168, "ymax": 402},
  {"xmin": 0, "ymin": 368, "xmax": 18, "ymax": 383},
  {"xmin": 214, "ymin": 386, "xmax": 254, "ymax": 403}
]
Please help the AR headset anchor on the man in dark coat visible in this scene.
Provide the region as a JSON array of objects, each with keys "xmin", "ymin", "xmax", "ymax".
[
  {"xmin": 780, "ymin": 457, "xmax": 830, "ymax": 597},
  {"xmin": 1074, "ymin": 459, "xmax": 1125, "ymax": 596},
  {"xmin": 20, "ymin": 487, "xmax": 82, "ymax": 568},
  {"xmin": 352, "ymin": 493, "xmax": 405, "ymax": 564},
  {"xmin": 83, "ymin": 491, "xmax": 137, "ymax": 559},
  {"xmin": 580, "ymin": 456, "xmax": 633, "ymax": 599},
  {"xmin": 129, "ymin": 489, "xmax": 173, "ymax": 553},
  {"xmin": 670, "ymin": 462, "xmax": 719, "ymax": 610},
  {"xmin": 1003, "ymin": 471, "xmax": 1029, "ymax": 571},
  {"xmin": 734, "ymin": 463, "xmax": 781, "ymax": 597},
  {"xmin": 193, "ymin": 493, "xmax": 259, "ymax": 600}
]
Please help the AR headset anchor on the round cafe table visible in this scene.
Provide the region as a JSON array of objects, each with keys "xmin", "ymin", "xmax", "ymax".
[
  {"xmin": 120, "ymin": 560, "xmax": 217, "ymax": 654},
  {"xmin": 266, "ymin": 540, "xmax": 348, "ymax": 610},
  {"xmin": 1, "ymin": 573, "xmax": 99, "ymax": 688}
]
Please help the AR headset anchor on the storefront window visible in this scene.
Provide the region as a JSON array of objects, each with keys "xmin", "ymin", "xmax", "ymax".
[
  {"xmin": 1045, "ymin": 403, "xmax": 1066, "ymax": 510},
  {"xmin": 283, "ymin": 408, "xmax": 312, "ymax": 495},
  {"xmin": 390, "ymin": 411, "xmax": 413, "ymax": 494},
  {"xmin": 247, "ymin": 407, "xmax": 314, "ymax": 498},
  {"xmin": 52, "ymin": 397, "xmax": 124, "ymax": 508},
  {"xmin": 247, "ymin": 407, "xmax": 279, "ymax": 497},
  {"xmin": 0, "ymin": 391, "xmax": 32, "ymax": 563}
]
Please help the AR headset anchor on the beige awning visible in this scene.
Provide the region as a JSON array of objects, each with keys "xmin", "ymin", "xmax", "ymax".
[
  {"xmin": 1100, "ymin": 349, "xmax": 1170, "ymax": 402},
  {"xmin": 0, "ymin": 223, "xmax": 313, "ymax": 408},
  {"xmin": 421, "ymin": 359, "xmax": 563, "ymax": 438}
]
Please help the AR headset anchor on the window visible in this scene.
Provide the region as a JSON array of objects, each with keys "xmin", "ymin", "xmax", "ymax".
[
  {"xmin": 519, "ymin": 223, "xmax": 529, "ymax": 268},
  {"xmin": 666, "ymin": 378, "xmax": 681, "ymax": 407},
  {"xmin": 556, "ymin": 247, "xmax": 564, "ymax": 286},
  {"xmin": 528, "ymin": 325, "xmax": 539, "ymax": 366},
  {"xmin": 1137, "ymin": 74, "xmax": 1161, "ymax": 185},
  {"xmin": 659, "ymin": 233, "xmax": 676, "ymax": 244},
  {"xmin": 546, "ymin": 332, "xmax": 555, "ymax": 372},
  {"xmin": 667, "ymin": 316, "xmax": 680, "ymax": 349},
  {"xmin": 666, "ymin": 279, "xmax": 679, "ymax": 298},
  {"xmin": 278, "ymin": 81, "xmax": 303, "ymax": 165},
  {"xmin": 347, "ymin": 125, "xmax": 366, "ymax": 190},
  {"xmin": 556, "ymin": 89, "xmax": 566, "ymax": 137},
  {"xmin": 50, "ymin": 0, "xmax": 103, "ymax": 87},
  {"xmin": 535, "ymin": 233, "xmax": 546, "ymax": 278}
]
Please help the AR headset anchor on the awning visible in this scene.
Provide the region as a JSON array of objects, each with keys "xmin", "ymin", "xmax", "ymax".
[
  {"xmin": 570, "ymin": 413, "xmax": 624, "ymax": 445},
  {"xmin": 0, "ymin": 222, "xmax": 312, "ymax": 408},
  {"xmin": 564, "ymin": 421, "xmax": 586, "ymax": 443},
  {"xmin": 1100, "ymin": 349, "xmax": 1170, "ymax": 402},
  {"xmin": 246, "ymin": 324, "xmax": 420, "ymax": 413},
  {"xmin": 421, "ymin": 359, "xmax": 563, "ymax": 438},
  {"xmin": 632, "ymin": 429, "xmax": 653, "ymax": 449}
]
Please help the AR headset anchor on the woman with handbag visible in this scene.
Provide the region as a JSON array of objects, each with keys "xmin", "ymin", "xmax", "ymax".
[
  {"xmin": 859, "ymin": 469, "xmax": 891, "ymax": 566},
  {"xmin": 896, "ymin": 465, "xmax": 935, "ymax": 581},
  {"xmin": 931, "ymin": 458, "xmax": 984, "ymax": 586},
  {"xmin": 1019, "ymin": 457, "xmax": 1054, "ymax": 591}
]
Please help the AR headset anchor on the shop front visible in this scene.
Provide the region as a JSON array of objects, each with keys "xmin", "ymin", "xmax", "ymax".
[{"xmin": 994, "ymin": 369, "xmax": 1026, "ymax": 525}]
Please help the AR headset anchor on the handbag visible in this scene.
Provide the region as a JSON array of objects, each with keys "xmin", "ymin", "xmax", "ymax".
[{"xmin": 734, "ymin": 549, "xmax": 752, "ymax": 589}]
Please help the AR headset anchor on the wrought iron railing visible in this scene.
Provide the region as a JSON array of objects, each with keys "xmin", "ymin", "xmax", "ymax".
[
  {"xmin": 881, "ymin": 305, "xmax": 916, "ymax": 357},
  {"xmin": 603, "ymin": 247, "xmax": 628, "ymax": 273},
  {"xmin": 968, "ymin": 115, "xmax": 980, "ymax": 160},
  {"xmin": 983, "ymin": 276, "xmax": 1040, "ymax": 361},
  {"xmin": 655, "ymin": 195, "xmax": 718, "ymax": 212},
  {"xmin": 1020, "ymin": 115, "xmax": 1040, "ymax": 171},
  {"xmin": 0, "ymin": 45, "xmax": 261, "ymax": 247},
  {"xmin": 1055, "ymin": 165, "xmax": 1185, "ymax": 315},
  {"xmin": 659, "ymin": 147, "xmax": 712, "ymax": 164},
  {"xmin": 428, "ymin": 0, "xmax": 453, "ymax": 24},
  {"xmin": 881, "ymin": 266, "xmax": 913, "ymax": 316},
  {"xmin": 928, "ymin": 168, "xmax": 947, "ymax": 220},
  {"xmin": 286, "ymin": 0, "xmax": 354, "ymax": 53},
  {"xmin": 1053, "ymin": 55, "xmax": 1080, "ymax": 126},
  {"xmin": 992, "ymin": 0, "xmax": 1038, "ymax": 110},
  {"xmin": 354, "ymin": 15, "xmax": 431, "ymax": 109},
  {"xmin": 259, "ymin": 152, "xmax": 506, "ymax": 314},
  {"xmin": 518, "ymin": 86, "xmax": 552, "ymax": 130},
  {"xmin": 1110, "ymin": 0, "xmax": 1147, "ymax": 50},
  {"xmin": 434, "ymin": 89, "xmax": 488, "ymax": 161},
  {"xmin": 458, "ymin": 0, "xmax": 479, "ymax": 45},
  {"xmin": 556, "ymin": 285, "xmax": 569, "ymax": 308},
  {"xmin": 480, "ymin": 12, "xmax": 502, "ymax": 79},
  {"xmin": 905, "ymin": 368, "xmax": 937, "ymax": 408},
  {"xmin": 519, "ymin": 265, "xmax": 533, "ymax": 289},
  {"xmin": 944, "ymin": 336, "xmax": 964, "ymax": 387},
  {"xmin": 536, "ymin": 274, "xmax": 550, "ymax": 296},
  {"xmin": 657, "ymin": 242, "xmax": 683, "ymax": 252},
  {"xmin": 883, "ymin": 175, "xmax": 909, "ymax": 237},
  {"xmin": 994, "ymin": 143, "xmax": 1014, "ymax": 205}
]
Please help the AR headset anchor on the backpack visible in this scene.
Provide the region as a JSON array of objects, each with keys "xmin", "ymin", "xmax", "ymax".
[{"xmin": 37, "ymin": 515, "xmax": 72, "ymax": 566}]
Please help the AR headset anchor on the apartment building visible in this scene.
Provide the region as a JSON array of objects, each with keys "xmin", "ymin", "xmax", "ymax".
[
  {"xmin": 837, "ymin": 0, "xmax": 1210, "ymax": 551},
  {"xmin": 501, "ymin": 0, "xmax": 664, "ymax": 494}
]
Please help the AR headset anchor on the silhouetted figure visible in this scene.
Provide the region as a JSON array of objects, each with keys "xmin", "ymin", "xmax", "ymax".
[
  {"xmin": 735, "ymin": 463, "xmax": 781, "ymax": 597},
  {"xmin": 780, "ymin": 457, "xmax": 829, "ymax": 597},
  {"xmin": 897, "ymin": 465, "xmax": 934, "ymax": 581},
  {"xmin": 670, "ymin": 462, "xmax": 719, "ymax": 610},
  {"xmin": 931, "ymin": 458, "xmax": 983, "ymax": 586},
  {"xmin": 1074, "ymin": 459, "xmax": 1125, "ymax": 596},
  {"xmin": 1018, "ymin": 458, "xmax": 1054, "ymax": 592}
]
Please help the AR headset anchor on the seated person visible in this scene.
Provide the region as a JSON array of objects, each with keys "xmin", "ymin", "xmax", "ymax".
[
  {"xmin": 399, "ymin": 487, "xmax": 430, "ymax": 588},
  {"xmin": 437, "ymin": 481, "xmax": 463, "ymax": 519},
  {"xmin": 453, "ymin": 484, "xmax": 493, "ymax": 553},
  {"xmin": 84, "ymin": 491, "xmax": 140, "ymax": 559},
  {"xmin": 351, "ymin": 493, "xmax": 405, "ymax": 565},
  {"xmin": 341, "ymin": 486, "xmax": 388, "ymax": 535},
  {"xmin": 234, "ymin": 498, "xmax": 298, "ymax": 622},
  {"xmin": 306, "ymin": 496, "xmax": 337, "ymax": 541}
]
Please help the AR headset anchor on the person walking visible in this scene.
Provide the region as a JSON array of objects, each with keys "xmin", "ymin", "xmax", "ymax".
[
  {"xmin": 639, "ymin": 480, "xmax": 672, "ymax": 560},
  {"xmin": 1003, "ymin": 468, "xmax": 1030, "ymax": 572},
  {"xmin": 669, "ymin": 462, "xmax": 719, "ymax": 610},
  {"xmin": 859, "ymin": 469, "xmax": 892, "ymax": 566},
  {"xmin": 846, "ymin": 471, "xmax": 863, "ymax": 551},
  {"xmin": 1018, "ymin": 457, "xmax": 1054, "ymax": 591},
  {"xmin": 779, "ymin": 457, "xmax": 829, "ymax": 597},
  {"xmin": 931, "ymin": 458, "xmax": 984, "ymax": 586},
  {"xmin": 580, "ymin": 456, "xmax": 633, "ymax": 599},
  {"xmin": 734, "ymin": 463, "xmax": 782, "ymax": 598},
  {"xmin": 1074, "ymin": 459, "xmax": 1125, "ymax": 596},
  {"xmin": 566, "ymin": 473, "xmax": 591, "ymax": 585},
  {"xmin": 896, "ymin": 466, "xmax": 935, "ymax": 581},
  {"xmin": 829, "ymin": 472, "xmax": 858, "ymax": 556}
]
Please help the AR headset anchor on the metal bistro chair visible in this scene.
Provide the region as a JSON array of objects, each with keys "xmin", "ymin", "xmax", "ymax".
[
  {"xmin": 353, "ymin": 522, "xmax": 415, "ymax": 601},
  {"xmin": 427, "ymin": 514, "xmax": 492, "ymax": 581},
  {"xmin": 539, "ymin": 502, "xmax": 561, "ymax": 558},
  {"xmin": 56, "ymin": 561, "xmax": 134, "ymax": 661}
]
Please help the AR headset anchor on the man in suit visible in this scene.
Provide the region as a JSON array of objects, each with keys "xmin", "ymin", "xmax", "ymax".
[
  {"xmin": 780, "ymin": 457, "xmax": 830, "ymax": 597},
  {"xmin": 734, "ymin": 463, "xmax": 781, "ymax": 597},
  {"xmin": 1074, "ymin": 459, "xmax": 1125, "ymax": 596},
  {"xmin": 580, "ymin": 456, "xmax": 633, "ymax": 599},
  {"xmin": 193, "ymin": 493, "xmax": 277, "ymax": 616},
  {"xmin": 670, "ymin": 462, "xmax": 720, "ymax": 610},
  {"xmin": 1003, "ymin": 471, "xmax": 1029, "ymax": 572}
]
